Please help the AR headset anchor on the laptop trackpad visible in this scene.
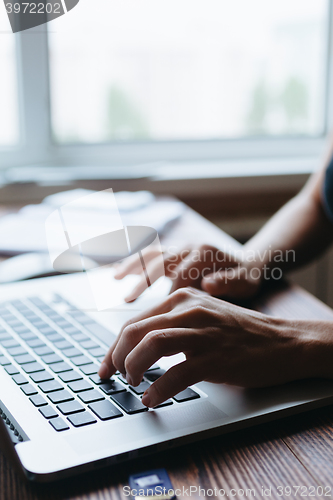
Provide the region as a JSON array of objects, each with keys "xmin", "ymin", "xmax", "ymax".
[{"xmin": 66, "ymin": 402, "xmax": 227, "ymax": 457}]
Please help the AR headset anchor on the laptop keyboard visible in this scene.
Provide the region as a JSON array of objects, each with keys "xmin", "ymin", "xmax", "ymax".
[{"xmin": 0, "ymin": 295, "xmax": 200, "ymax": 438}]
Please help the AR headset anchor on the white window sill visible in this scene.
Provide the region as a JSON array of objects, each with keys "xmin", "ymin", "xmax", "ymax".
[{"xmin": 0, "ymin": 156, "xmax": 319, "ymax": 203}]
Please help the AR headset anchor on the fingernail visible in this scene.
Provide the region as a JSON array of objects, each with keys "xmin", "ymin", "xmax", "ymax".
[
  {"xmin": 126, "ymin": 373, "xmax": 133, "ymax": 386},
  {"xmin": 142, "ymin": 391, "xmax": 151, "ymax": 407},
  {"xmin": 98, "ymin": 362, "xmax": 109, "ymax": 379},
  {"xmin": 203, "ymin": 277, "xmax": 215, "ymax": 283}
]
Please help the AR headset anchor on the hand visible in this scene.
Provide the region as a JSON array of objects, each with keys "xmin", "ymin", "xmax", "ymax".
[
  {"xmin": 99, "ymin": 287, "xmax": 311, "ymax": 407},
  {"xmin": 114, "ymin": 243, "xmax": 261, "ymax": 302}
]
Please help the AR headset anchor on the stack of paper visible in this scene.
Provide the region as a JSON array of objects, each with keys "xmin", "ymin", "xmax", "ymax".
[{"xmin": 0, "ymin": 189, "xmax": 184, "ymax": 259}]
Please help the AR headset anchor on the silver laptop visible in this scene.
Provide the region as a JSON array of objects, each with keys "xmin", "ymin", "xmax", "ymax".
[{"xmin": 1, "ymin": 272, "xmax": 333, "ymax": 482}]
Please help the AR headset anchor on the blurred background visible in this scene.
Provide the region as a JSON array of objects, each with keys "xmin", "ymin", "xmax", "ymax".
[{"xmin": 0, "ymin": 0, "xmax": 333, "ymax": 303}]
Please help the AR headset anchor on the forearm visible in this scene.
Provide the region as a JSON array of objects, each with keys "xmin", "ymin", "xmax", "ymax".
[
  {"xmin": 243, "ymin": 190, "xmax": 333, "ymax": 275},
  {"xmin": 275, "ymin": 316, "xmax": 333, "ymax": 381}
]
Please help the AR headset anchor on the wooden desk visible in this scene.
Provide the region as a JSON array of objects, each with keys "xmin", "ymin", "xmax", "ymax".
[{"xmin": 1, "ymin": 204, "xmax": 333, "ymax": 500}]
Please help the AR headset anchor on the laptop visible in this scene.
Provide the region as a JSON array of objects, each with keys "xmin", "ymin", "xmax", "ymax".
[{"xmin": 1, "ymin": 271, "xmax": 333, "ymax": 482}]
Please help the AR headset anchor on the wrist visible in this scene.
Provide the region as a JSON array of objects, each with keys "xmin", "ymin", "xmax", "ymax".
[{"xmin": 287, "ymin": 320, "xmax": 333, "ymax": 380}]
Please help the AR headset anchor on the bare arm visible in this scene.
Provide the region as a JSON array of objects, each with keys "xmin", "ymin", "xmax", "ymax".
[
  {"xmin": 99, "ymin": 288, "xmax": 333, "ymax": 406},
  {"xmin": 244, "ymin": 161, "xmax": 333, "ymax": 274},
  {"xmin": 114, "ymin": 137, "xmax": 333, "ymax": 300}
]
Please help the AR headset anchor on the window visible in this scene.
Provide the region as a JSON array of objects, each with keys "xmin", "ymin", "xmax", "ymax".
[
  {"xmin": 0, "ymin": 0, "xmax": 332, "ymax": 169},
  {"xmin": 0, "ymin": 14, "xmax": 19, "ymax": 147},
  {"xmin": 49, "ymin": 0, "xmax": 328, "ymax": 144}
]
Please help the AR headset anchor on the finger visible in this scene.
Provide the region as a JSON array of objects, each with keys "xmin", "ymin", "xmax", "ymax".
[
  {"xmin": 98, "ymin": 335, "xmax": 120, "ymax": 379},
  {"xmin": 115, "ymin": 247, "xmax": 165, "ymax": 279},
  {"xmin": 125, "ymin": 328, "xmax": 197, "ymax": 386},
  {"xmin": 141, "ymin": 359, "xmax": 202, "ymax": 407},
  {"xmin": 124, "ymin": 258, "xmax": 167, "ymax": 302},
  {"xmin": 124, "ymin": 275, "xmax": 149, "ymax": 303},
  {"xmin": 114, "ymin": 254, "xmax": 145, "ymax": 279},
  {"xmin": 112, "ymin": 313, "xmax": 179, "ymax": 375},
  {"xmin": 99, "ymin": 296, "xmax": 174, "ymax": 378},
  {"xmin": 170, "ymin": 247, "xmax": 238, "ymax": 292},
  {"xmin": 201, "ymin": 268, "xmax": 258, "ymax": 298},
  {"xmin": 99, "ymin": 285, "xmax": 196, "ymax": 379},
  {"xmin": 169, "ymin": 251, "xmax": 202, "ymax": 292}
]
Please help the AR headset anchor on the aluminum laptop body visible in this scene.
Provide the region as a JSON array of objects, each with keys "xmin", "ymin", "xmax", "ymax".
[{"xmin": 0, "ymin": 273, "xmax": 333, "ymax": 482}]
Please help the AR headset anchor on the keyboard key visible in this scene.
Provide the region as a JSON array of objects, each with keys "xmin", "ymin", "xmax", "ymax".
[
  {"xmin": 7, "ymin": 346, "xmax": 27, "ymax": 357},
  {"xmin": 173, "ymin": 388, "xmax": 200, "ymax": 403},
  {"xmin": 88, "ymin": 347, "xmax": 107, "ymax": 358},
  {"xmin": 39, "ymin": 326, "xmax": 57, "ymax": 335},
  {"xmin": 111, "ymin": 392, "xmax": 148, "ymax": 414},
  {"xmin": 14, "ymin": 354, "xmax": 36, "ymax": 365},
  {"xmin": 22, "ymin": 362, "xmax": 45, "ymax": 374},
  {"xmin": 49, "ymin": 361, "xmax": 72, "ymax": 374},
  {"xmin": 54, "ymin": 319, "xmax": 72, "ymax": 328},
  {"xmin": 69, "ymin": 312, "xmax": 93, "ymax": 325},
  {"xmin": 5, "ymin": 364, "xmax": 20, "ymax": 376},
  {"xmin": 30, "ymin": 322, "xmax": 47, "ymax": 330},
  {"xmin": 100, "ymin": 380, "xmax": 126, "ymax": 395},
  {"xmin": 29, "ymin": 318, "xmax": 46, "ymax": 327},
  {"xmin": 68, "ymin": 380, "xmax": 94, "ymax": 393},
  {"xmin": 37, "ymin": 322, "xmax": 51, "ymax": 330},
  {"xmin": 130, "ymin": 381, "xmax": 151, "ymax": 395},
  {"xmin": 29, "ymin": 297, "xmax": 45, "ymax": 307},
  {"xmin": 41, "ymin": 354, "xmax": 63, "ymax": 364},
  {"xmin": 1, "ymin": 339, "xmax": 19, "ymax": 349},
  {"xmin": 46, "ymin": 313, "xmax": 62, "ymax": 321},
  {"xmin": 48, "ymin": 390, "xmax": 74, "ymax": 404},
  {"xmin": 78, "ymin": 390, "xmax": 104, "ymax": 404},
  {"xmin": 62, "ymin": 347, "xmax": 82, "ymax": 358},
  {"xmin": 29, "ymin": 395, "xmax": 48, "ymax": 407},
  {"xmin": 0, "ymin": 355, "xmax": 11, "ymax": 366},
  {"xmin": 54, "ymin": 340, "xmax": 73, "ymax": 350},
  {"xmin": 12, "ymin": 374, "xmax": 28, "ymax": 385},
  {"xmin": 38, "ymin": 380, "xmax": 64, "ymax": 393},
  {"xmin": 26, "ymin": 338, "xmax": 46, "ymax": 348},
  {"xmin": 117, "ymin": 374, "xmax": 128, "ymax": 385},
  {"xmin": 71, "ymin": 355, "xmax": 92, "ymax": 366},
  {"xmin": 67, "ymin": 310, "xmax": 86, "ymax": 319},
  {"xmin": 47, "ymin": 333, "xmax": 64, "ymax": 343},
  {"xmin": 89, "ymin": 374, "xmax": 105, "ymax": 385},
  {"xmin": 84, "ymin": 322, "xmax": 114, "ymax": 345},
  {"xmin": 80, "ymin": 340, "xmax": 99, "ymax": 350},
  {"xmin": 57, "ymin": 400, "xmax": 85, "ymax": 415},
  {"xmin": 63, "ymin": 326, "xmax": 81, "ymax": 335},
  {"xmin": 144, "ymin": 369, "xmax": 165, "ymax": 382},
  {"xmin": 49, "ymin": 417, "xmax": 70, "ymax": 432},
  {"xmin": 30, "ymin": 371, "xmax": 54, "ymax": 383},
  {"xmin": 6, "ymin": 319, "xmax": 21, "ymax": 327},
  {"xmin": 1, "ymin": 313, "xmax": 15, "ymax": 321},
  {"xmin": 33, "ymin": 346, "xmax": 54, "ymax": 356},
  {"xmin": 21, "ymin": 311, "xmax": 38, "ymax": 319},
  {"xmin": 67, "ymin": 412, "xmax": 97, "ymax": 427},
  {"xmin": 21, "ymin": 384, "xmax": 38, "ymax": 396},
  {"xmin": 154, "ymin": 400, "xmax": 173, "ymax": 408},
  {"xmin": 71, "ymin": 333, "xmax": 89, "ymax": 342},
  {"xmin": 39, "ymin": 406, "xmax": 58, "ymax": 419},
  {"xmin": 0, "ymin": 333, "xmax": 11, "ymax": 341},
  {"xmin": 58, "ymin": 371, "xmax": 82, "ymax": 383},
  {"xmin": 80, "ymin": 364, "xmax": 99, "ymax": 376},
  {"xmin": 12, "ymin": 325, "xmax": 30, "ymax": 334},
  {"xmin": 89, "ymin": 400, "xmax": 123, "ymax": 421},
  {"xmin": 19, "ymin": 332, "xmax": 38, "ymax": 341}
]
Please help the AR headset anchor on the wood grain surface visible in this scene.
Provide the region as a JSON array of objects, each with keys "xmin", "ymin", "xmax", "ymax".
[{"xmin": 0, "ymin": 204, "xmax": 332, "ymax": 500}]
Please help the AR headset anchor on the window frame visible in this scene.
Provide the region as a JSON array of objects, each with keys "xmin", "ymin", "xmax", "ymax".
[{"xmin": 2, "ymin": 1, "xmax": 333, "ymax": 172}]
